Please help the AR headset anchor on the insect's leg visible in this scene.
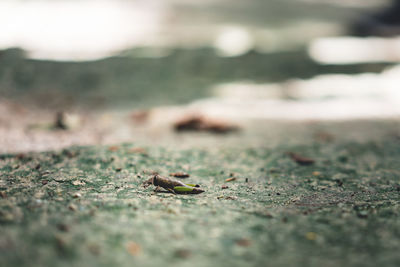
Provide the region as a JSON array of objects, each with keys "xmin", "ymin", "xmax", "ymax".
[
  {"xmin": 167, "ymin": 188, "xmax": 176, "ymax": 194},
  {"xmin": 154, "ymin": 186, "xmax": 162, "ymax": 192}
]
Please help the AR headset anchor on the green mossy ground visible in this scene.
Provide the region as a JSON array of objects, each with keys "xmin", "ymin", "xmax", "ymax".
[{"xmin": 1, "ymin": 133, "xmax": 400, "ymax": 267}]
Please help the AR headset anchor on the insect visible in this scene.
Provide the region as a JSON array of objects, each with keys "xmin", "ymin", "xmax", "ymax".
[{"xmin": 143, "ymin": 174, "xmax": 205, "ymax": 194}]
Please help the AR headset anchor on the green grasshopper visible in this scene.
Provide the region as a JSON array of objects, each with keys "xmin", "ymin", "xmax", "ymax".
[{"xmin": 143, "ymin": 174, "xmax": 205, "ymax": 194}]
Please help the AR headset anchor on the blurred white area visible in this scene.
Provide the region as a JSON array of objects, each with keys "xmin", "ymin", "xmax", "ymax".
[
  {"xmin": 309, "ymin": 36, "xmax": 400, "ymax": 64},
  {"xmin": 185, "ymin": 64, "xmax": 400, "ymax": 120},
  {"xmin": 214, "ymin": 26, "xmax": 253, "ymax": 56},
  {"xmin": 254, "ymin": 21, "xmax": 342, "ymax": 54},
  {"xmin": 297, "ymin": 0, "xmax": 390, "ymax": 8},
  {"xmin": 0, "ymin": 0, "xmax": 368, "ymax": 60},
  {"xmin": 0, "ymin": 0, "xmax": 164, "ymax": 60}
]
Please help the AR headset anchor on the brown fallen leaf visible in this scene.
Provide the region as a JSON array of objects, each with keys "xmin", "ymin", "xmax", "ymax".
[
  {"xmin": 235, "ymin": 238, "xmax": 252, "ymax": 247},
  {"xmin": 108, "ymin": 146, "xmax": 120, "ymax": 152},
  {"xmin": 287, "ymin": 152, "xmax": 315, "ymax": 166},
  {"xmin": 225, "ymin": 177, "xmax": 237, "ymax": 182},
  {"xmin": 170, "ymin": 172, "xmax": 190, "ymax": 178},
  {"xmin": 221, "ymin": 185, "xmax": 229, "ymax": 189},
  {"xmin": 174, "ymin": 249, "xmax": 191, "ymax": 259},
  {"xmin": 128, "ymin": 147, "xmax": 147, "ymax": 154},
  {"xmin": 217, "ymin": 195, "xmax": 237, "ymax": 200},
  {"xmin": 130, "ymin": 110, "xmax": 150, "ymax": 124},
  {"xmin": 126, "ymin": 241, "xmax": 141, "ymax": 256},
  {"xmin": 174, "ymin": 115, "xmax": 239, "ymax": 134}
]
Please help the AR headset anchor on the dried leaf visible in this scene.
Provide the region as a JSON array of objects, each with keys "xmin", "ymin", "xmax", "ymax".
[
  {"xmin": 287, "ymin": 152, "xmax": 315, "ymax": 166},
  {"xmin": 129, "ymin": 147, "xmax": 147, "ymax": 154},
  {"xmin": 126, "ymin": 241, "xmax": 141, "ymax": 256},
  {"xmin": 174, "ymin": 115, "xmax": 239, "ymax": 134},
  {"xmin": 108, "ymin": 146, "xmax": 119, "ymax": 152},
  {"xmin": 235, "ymin": 238, "xmax": 252, "ymax": 247},
  {"xmin": 170, "ymin": 172, "xmax": 190, "ymax": 178}
]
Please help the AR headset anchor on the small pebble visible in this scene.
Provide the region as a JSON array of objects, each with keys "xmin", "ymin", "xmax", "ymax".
[{"xmin": 68, "ymin": 204, "xmax": 77, "ymax": 211}]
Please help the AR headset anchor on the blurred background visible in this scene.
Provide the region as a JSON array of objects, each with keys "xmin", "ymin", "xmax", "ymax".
[{"xmin": 0, "ymin": 0, "xmax": 399, "ymax": 152}]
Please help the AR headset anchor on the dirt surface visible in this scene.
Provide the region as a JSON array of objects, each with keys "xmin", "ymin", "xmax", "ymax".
[{"xmin": 1, "ymin": 121, "xmax": 400, "ymax": 267}]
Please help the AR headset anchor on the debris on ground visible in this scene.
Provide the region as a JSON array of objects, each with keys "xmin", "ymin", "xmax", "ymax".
[
  {"xmin": 128, "ymin": 147, "xmax": 148, "ymax": 155},
  {"xmin": 56, "ymin": 223, "xmax": 70, "ymax": 232},
  {"xmin": 174, "ymin": 249, "xmax": 192, "ymax": 259},
  {"xmin": 173, "ymin": 115, "xmax": 239, "ymax": 133},
  {"xmin": 130, "ymin": 110, "xmax": 150, "ymax": 124},
  {"xmin": 225, "ymin": 177, "xmax": 237, "ymax": 182},
  {"xmin": 72, "ymin": 193, "xmax": 82, "ymax": 198},
  {"xmin": 54, "ymin": 111, "xmax": 68, "ymax": 130},
  {"xmin": 305, "ymin": 232, "xmax": 317, "ymax": 241},
  {"xmin": 169, "ymin": 172, "xmax": 190, "ymax": 178},
  {"xmin": 235, "ymin": 238, "xmax": 252, "ymax": 247},
  {"xmin": 108, "ymin": 146, "xmax": 120, "ymax": 152},
  {"xmin": 53, "ymin": 112, "xmax": 81, "ymax": 130},
  {"xmin": 286, "ymin": 152, "xmax": 315, "ymax": 166},
  {"xmin": 126, "ymin": 241, "xmax": 141, "ymax": 256},
  {"xmin": 68, "ymin": 204, "xmax": 77, "ymax": 211},
  {"xmin": 217, "ymin": 196, "xmax": 237, "ymax": 200}
]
